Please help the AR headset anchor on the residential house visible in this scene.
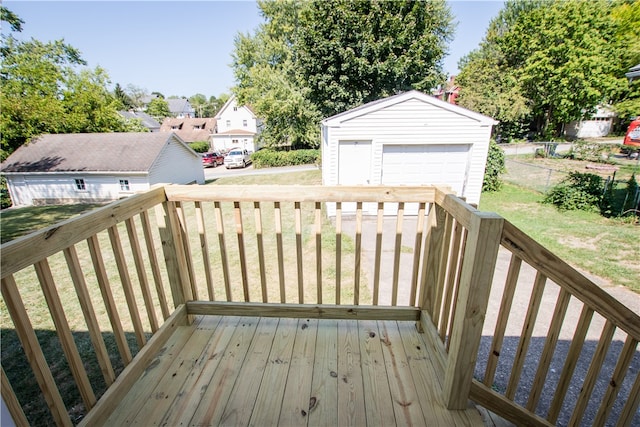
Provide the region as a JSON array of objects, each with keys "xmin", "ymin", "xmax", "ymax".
[
  {"xmin": 432, "ymin": 76, "xmax": 460, "ymax": 104},
  {"xmin": 1, "ymin": 132, "xmax": 204, "ymax": 207},
  {"xmin": 321, "ymin": 90, "xmax": 497, "ymax": 211},
  {"xmin": 141, "ymin": 96, "xmax": 196, "ymax": 118},
  {"xmin": 211, "ymin": 95, "xmax": 259, "ymax": 152},
  {"xmin": 160, "ymin": 117, "xmax": 217, "ymax": 144},
  {"xmin": 118, "ymin": 111, "xmax": 162, "ymax": 132},
  {"xmin": 565, "ymin": 105, "xmax": 616, "ymax": 139}
]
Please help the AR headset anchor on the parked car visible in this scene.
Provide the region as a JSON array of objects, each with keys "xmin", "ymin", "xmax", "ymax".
[
  {"xmin": 224, "ymin": 148, "xmax": 252, "ymax": 169},
  {"xmin": 202, "ymin": 152, "xmax": 224, "ymax": 168}
]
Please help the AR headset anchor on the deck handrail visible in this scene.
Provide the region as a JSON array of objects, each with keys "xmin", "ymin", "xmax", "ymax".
[
  {"xmin": 419, "ymin": 191, "xmax": 640, "ymax": 426},
  {"xmin": 1, "ymin": 184, "xmax": 638, "ymax": 426}
]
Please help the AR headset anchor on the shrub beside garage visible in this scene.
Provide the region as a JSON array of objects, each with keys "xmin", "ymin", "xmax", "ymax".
[{"xmin": 251, "ymin": 149, "xmax": 320, "ymax": 169}]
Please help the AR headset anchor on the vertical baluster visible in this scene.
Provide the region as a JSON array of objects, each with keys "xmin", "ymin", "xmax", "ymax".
[
  {"xmin": 125, "ymin": 217, "xmax": 159, "ymax": 332},
  {"xmin": 175, "ymin": 201, "xmax": 198, "ymax": 300},
  {"xmin": 483, "ymin": 253, "xmax": 521, "ymax": 387},
  {"xmin": 409, "ymin": 202, "xmax": 426, "ymax": 306},
  {"xmin": 87, "ymin": 234, "xmax": 132, "ymax": 365},
  {"xmin": 1, "ymin": 276, "xmax": 72, "ymax": 427},
  {"xmin": 335, "ymin": 202, "xmax": 342, "ymax": 305},
  {"xmin": 1, "ymin": 366, "xmax": 30, "ymax": 427},
  {"xmin": 354, "ymin": 202, "xmax": 363, "ymax": 305},
  {"xmin": 254, "ymin": 201, "xmax": 268, "ymax": 303},
  {"xmin": 439, "ymin": 220, "xmax": 463, "ymax": 341},
  {"xmin": 214, "ymin": 201, "xmax": 232, "ymax": 301},
  {"xmin": 140, "ymin": 210, "xmax": 170, "ymax": 319},
  {"xmin": 64, "ymin": 245, "xmax": 116, "ymax": 386},
  {"xmin": 593, "ymin": 336, "xmax": 638, "ymax": 425},
  {"xmin": 505, "ymin": 272, "xmax": 547, "ymax": 400},
  {"xmin": 372, "ymin": 202, "xmax": 384, "ymax": 306},
  {"xmin": 547, "ymin": 305, "xmax": 594, "ymax": 423},
  {"xmin": 315, "ymin": 202, "xmax": 323, "ymax": 304},
  {"xmin": 568, "ymin": 320, "xmax": 616, "ymax": 426},
  {"xmin": 295, "ymin": 201, "xmax": 304, "ymax": 304},
  {"xmin": 616, "ymin": 369, "xmax": 640, "ymax": 427},
  {"xmin": 274, "ymin": 201, "xmax": 286, "ymax": 303},
  {"xmin": 445, "ymin": 228, "xmax": 467, "ymax": 351},
  {"xmin": 432, "ymin": 212, "xmax": 453, "ymax": 322},
  {"xmin": 108, "ymin": 225, "xmax": 146, "ymax": 348},
  {"xmin": 195, "ymin": 201, "xmax": 215, "ymax": 301},
  {"xmin": 234, "ymin": 201, "xmax": 249, "ymax": 302},
  {"xmin": 34, "ymin": 259, "xmax": 97, "ymax": 410},
  {"xmin": 526, "ymin": 288, "xmax": 571, "ymax": 411},
  {"xmin": 391, "ymin": 202, "xmax": 404, "ymax": 306}
]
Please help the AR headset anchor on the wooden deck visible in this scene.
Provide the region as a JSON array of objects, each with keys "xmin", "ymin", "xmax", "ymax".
[{"xmin": 103, "ymin": 314, "xmax": 484, "ymax": 426}]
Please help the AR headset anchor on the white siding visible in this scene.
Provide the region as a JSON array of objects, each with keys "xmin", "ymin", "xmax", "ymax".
[
  {"xmin": 148, "ymin": 136, "xmax": 204, "ymax": 185},
  {"xmin": 322, "ymin": 95, "xmax": 494, "ymax": 207},
  {"xmin": 217, "ymin": 98, "xmax": 258, "ymax": 134},
  {"xmin": 211, "ymin": 134, "xmax": 256, "ymax": 153},
  {"xmin": 5, "ymin": 173, "xmax": 150, "ymax": 206}
]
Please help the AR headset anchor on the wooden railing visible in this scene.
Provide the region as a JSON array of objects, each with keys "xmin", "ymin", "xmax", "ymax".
[
  {"xmin": 418, "ymin": 191, "xmax": 640, "ymax": 426},
  {"xmin": 1, "ymin": 184, "xmax": 638, "ymax": 426}
]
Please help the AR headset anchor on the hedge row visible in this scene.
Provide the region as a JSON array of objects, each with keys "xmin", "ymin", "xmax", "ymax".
[{"xmin": 251, "ymin": 149, "xmax": 320, "ymax": 168}]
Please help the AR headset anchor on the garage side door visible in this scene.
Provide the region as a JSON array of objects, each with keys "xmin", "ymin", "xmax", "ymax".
[{"xmin": 337, "ymin": 141, "xmax": 373, "ymax": 214}]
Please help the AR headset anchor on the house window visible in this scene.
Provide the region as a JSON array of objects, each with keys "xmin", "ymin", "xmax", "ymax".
[
  {"xmin": 233, "ymin": 107, "xmax": 238, "ymax": 111},
  {"xmin": 119, "ymin": 179, "xmax": 130, "ymax": 191},
  {"xmin": 243, "ymin": 119, "xmax": 247, "ymax": 127},
  {"xmin": 75, "ymin": 178, "xmax": 86, "ymax": 191},
  {"xmin": 232, "ymin": 139, "xmax": 239, "ymax": 144},
  {"xmin": 226, "ymin": 120, "xmax": 231, "ymax": 127}
]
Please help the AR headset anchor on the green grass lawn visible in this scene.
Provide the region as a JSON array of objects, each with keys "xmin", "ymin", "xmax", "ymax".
[{"xmin": 480, "ymin": 182, "xmax": 640, "ymax": 292}]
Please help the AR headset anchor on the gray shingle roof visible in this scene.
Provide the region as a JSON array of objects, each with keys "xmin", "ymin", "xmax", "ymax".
[
  {"xmin": 1, "ymin": 132, "xmax": 183, "ymax": 173},
  {"xmin": 119, "ymin": 111, "xmax": 162, "ymax": 130}
]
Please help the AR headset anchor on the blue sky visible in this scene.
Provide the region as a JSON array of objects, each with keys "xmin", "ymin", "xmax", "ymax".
[{"xmin": 4, "ymin": 1, "xmax": 504, "ymax": 99}]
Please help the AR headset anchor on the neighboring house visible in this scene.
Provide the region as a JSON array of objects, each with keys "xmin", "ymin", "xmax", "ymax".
[
  {"xmin": 166, "ymin": 98, "xmax": 196, "ymax": 118},
  {"xmin": 565, "ymin": 105, "xmax": 616, "ymax": 139},
  {"xmin": 160, "ymin": 117, "xmax": 217, "ymax": 144},
  {"xmin": 1, "ymin": 132, "xmax": 204, "ymax": 207},
  {"xmin": 211, "ymin": 95, "xmax": 259, "ymax": 152},
  {"xmin": 118, "ymin": 111, "xmax": 162, "ymax": 132},
  {"xmin": 140, "ymin": 96, "xmax": 196, "ymax": 118},
  {"xmin": 321, "ymin": 90, "xmax": 497, "ymax": 213},
  {"xmin": 432, "ymin": 76, "xmax": 460, "ymax": 104}
]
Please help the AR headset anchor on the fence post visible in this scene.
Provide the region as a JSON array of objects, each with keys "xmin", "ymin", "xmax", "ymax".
[
  {"xmin": 156, "ymin": 199, "xmax": 193, "ymax": 308},
  {"xmin": 443, "ymin": 211, "xmax": 503, "ymax": 409}
]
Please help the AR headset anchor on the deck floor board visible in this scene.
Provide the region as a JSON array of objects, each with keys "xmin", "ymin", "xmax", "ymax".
[{"xmin": 108, "ymin": 315, "xmax": 484, "ymax": 426}]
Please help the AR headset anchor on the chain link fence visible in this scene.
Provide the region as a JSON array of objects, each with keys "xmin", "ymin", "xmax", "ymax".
[{"xmin": 503, "ymin": 158, "xmax": 569, "ymax": 193}]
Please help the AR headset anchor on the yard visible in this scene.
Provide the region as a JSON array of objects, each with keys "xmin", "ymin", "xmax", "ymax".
[{"xmin": 1, "ymin": 168, "xmax": 638, "ymax": 425}]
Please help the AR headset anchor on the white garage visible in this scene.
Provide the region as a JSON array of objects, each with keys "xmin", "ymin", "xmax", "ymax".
[{"xmin": 321, "ymin": 90, "xmax": 497, "ymax": 212}]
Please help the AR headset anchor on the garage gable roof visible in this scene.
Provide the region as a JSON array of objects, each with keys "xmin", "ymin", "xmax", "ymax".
[
  {"xmin": 322, "ymin": 90, "xmax": 498, "ymax": 127},
  {"xmin": 1, "ymin": 132, "xmax": 196, "ymax": 173}
]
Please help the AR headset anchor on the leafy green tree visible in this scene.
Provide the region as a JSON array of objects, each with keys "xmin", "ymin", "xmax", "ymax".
[
  {"xmin": 146, "ymin": 97, "xmax": 171, "ymax": 121},
  {"xmin": 0, "ymin": 36, "xmax": 85, "ymax": 158},
  {"xmin": 0, "ymin": 6, "xmax": 24, "ymax": 33},
  {"xmin": 232, "ymin": 0, "xmax": 321, "ymax": 148},
  {"xmin": 457, "ymin": 0, "xmax": 626, "ymax": 140},
  {"xmin": 126, "ymin": 84, "xmax": 148, "ymax": 109},
  {"xmin": 232, "ymin": 0, "xmax": 454, "ymax": 148},
  {"xmin": 114, "ymin": 83, "xmax": 134, "ymax": 110},
  {"xmin": 189, "ymin": 93, "xmax": 208, "ymax": 118},
  {"xmin": 610, "ymin": 1, "xmax": 640, "ymax": 123},
  {"xmin": 62, "ymin": 67, "xmax": 124, "ymax": 133},
  {"xmin": 208, "ymin": 94, "xmax": 229, "ymax": 116},
  {"xmin": 295, "ymin": 0, "xmax": 454, "ymax": 117}
]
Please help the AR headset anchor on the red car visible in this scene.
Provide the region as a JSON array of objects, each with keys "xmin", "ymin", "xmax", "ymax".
[
  {"xmin": 202, "ymin": 152, "xmax": 224, "ymax": 168},
  {"xmin": 623, "ymin": 117, "xmax": 640, "ymax": 147}
]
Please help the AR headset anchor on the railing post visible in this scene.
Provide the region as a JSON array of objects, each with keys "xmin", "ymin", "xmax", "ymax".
[
  {"xmin": 419, "ymin": 202, "xmax": 447, "ymax": 315},
  {"xmin": 443, "ymin": 211, "xmax": 503, "ymax": 409},
  {"xmin": 156, "ymin": 199, "xmax": 193, "ymax": 308}
]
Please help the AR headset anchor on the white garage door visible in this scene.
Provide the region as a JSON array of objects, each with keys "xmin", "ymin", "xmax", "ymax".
[
  {"xmin": 382, "ymin": 144, "xmax": 471, "ymax": 215},
  {"xmin": 382, "ymin": 144, "xmax": 470, "ymax": 194}
]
